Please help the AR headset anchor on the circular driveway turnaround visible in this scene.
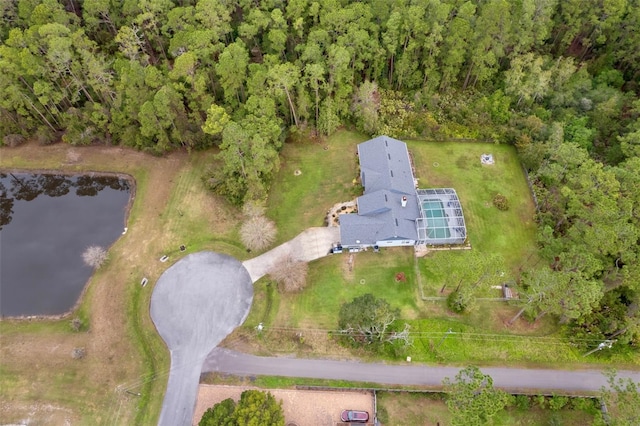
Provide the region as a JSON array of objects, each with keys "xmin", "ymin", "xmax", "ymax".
[{"xmin": 150, "ymin": 252, "xmax": 253, "ymax": 426}]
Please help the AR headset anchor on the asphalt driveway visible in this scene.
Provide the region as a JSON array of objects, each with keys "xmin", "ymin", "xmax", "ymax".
[{"xmin": 150, "ymin": 252, "xmax": 253, "ymax": 426}]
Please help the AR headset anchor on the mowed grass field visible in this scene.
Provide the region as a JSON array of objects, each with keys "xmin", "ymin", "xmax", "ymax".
[
  {"xmin": 409, "ymin": 140, "xmax": 538, "ymax": 272},
  {"xmin": 235, "ymin": 131, "xmax": 637, "ymax": 367},
  {"xmin": 267, "ymin": 131, "xmax": 363, "ymax": 243}
]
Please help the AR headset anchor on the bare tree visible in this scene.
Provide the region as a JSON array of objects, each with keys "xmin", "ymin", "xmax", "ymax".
[
  {"xmin": 82, "ymin": 245, "xmax": 107, "ymax": 269},
  {"xmin": 269, "ymin": 255, "xmax": 308, "ymax": 292},
  {"xmin": 388, "ymin": 323, "xmax": 413, "ymax": 346},
  {"xmin": 240, "ymin": 215, "xmax": 276, "ymax": 251}
]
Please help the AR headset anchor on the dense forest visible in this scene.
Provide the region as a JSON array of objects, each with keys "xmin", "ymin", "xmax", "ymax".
[{"xmin": 1, "ymin": 0, "xmax": 639, "ymax": 352}]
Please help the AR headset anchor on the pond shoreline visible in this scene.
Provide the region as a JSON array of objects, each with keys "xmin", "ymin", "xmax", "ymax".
[
  {"xmin": 0, "ymin": 169, "xmax": 136, "ymax": 321},
  {"xmin": 1, "ymin": 168, "xmax": 137, "ymax": 227}
]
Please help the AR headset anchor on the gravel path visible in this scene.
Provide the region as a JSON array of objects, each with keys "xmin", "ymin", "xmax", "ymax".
[{"xmin": 150, "ymin": 252, "xmax": 253, "ymax": 426}]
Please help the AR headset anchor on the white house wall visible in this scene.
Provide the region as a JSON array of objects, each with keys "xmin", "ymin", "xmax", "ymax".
[{"xmin": 376, "ymin": 239, "xmax": 415, "ymax": 247}]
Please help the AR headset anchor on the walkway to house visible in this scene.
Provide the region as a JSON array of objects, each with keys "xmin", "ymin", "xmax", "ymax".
[{"xmin": 242, "ymin": 226, "xmax": 341, "ymax": 283}]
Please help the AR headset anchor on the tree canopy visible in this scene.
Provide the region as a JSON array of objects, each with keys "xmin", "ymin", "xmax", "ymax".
[
  {"xmin": 338, "ymin": 293, "xmax": 411, "ymax": 349},
  {"xmin": 443, "ymin": 366, "xmax": 511, "ymax": 426},
  {"xmin": 598, "ymin": 370, "xmax": 640, "ymax": 426},
  {"xmin": 199, "ymin": 390, "xmax": 284, "ymax": 426}
]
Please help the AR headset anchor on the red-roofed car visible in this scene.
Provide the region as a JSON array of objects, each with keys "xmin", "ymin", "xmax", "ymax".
[{"xmin": 341, "ymin": 409, "xmax": 369, "ymax": 423}]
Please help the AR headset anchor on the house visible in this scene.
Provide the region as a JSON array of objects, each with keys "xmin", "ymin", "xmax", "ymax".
[{"xmin": 339, "ymin": 136, "xmax": 467, "ymax": 250}]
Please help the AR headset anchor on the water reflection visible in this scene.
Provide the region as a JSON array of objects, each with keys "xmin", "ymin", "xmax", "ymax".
[
  {"xmin": 0, "ymin": 172, "xmax": 131, "ymax": 317},
  {"xmin": 0, "ymin": 173, "xmax": 130, "ymax": 229}
]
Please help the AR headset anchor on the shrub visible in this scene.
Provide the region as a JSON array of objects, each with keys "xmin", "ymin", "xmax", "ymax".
[
  {"xmin": 240, "ymin": 215, "xmax": 277, "ymax": 251},
  {"xmin": 34, "ymin": 126, "xmax": 57, "ymax": 145},
  {"xmin": 269, "ymin": 255, "xmax": 309, "ymax": 292},
  {"xmin": 534, "ymin": 394, "xmax": 547, "ymax": 409},
  {"xmin": 199, "ymin": 390, "xmax": 284, "ymax": 426},
  {"xmin": 570, "ymin": 397, "xmax": 599, "ymax": 413},
  {"xmin": 492, "ymin": 193, "xmax": 509, "ymax": 211},
  {"xmin": 3, "ymin": 134, "xmax": 26, "ymax": 147},
  {"xmin": 82, "ymin": 245, "xmax": 108, "ymax": 269},
  {"xmin": 514, "ymin": 395, "xmax": 531, "ymax": 410},
  {"xmin": 199, "ymin": 398, "xmax": 236, "ymax": 426},
  {"xmin": 447, "ymin": 289, "xmax": 476, "ymax": 313},
  {"xmin": 395, "ymin": 272, "xmax": 407, "ymax": 282},
  {"xmin": 70, "ymin": 317, "xmax": 83, "ymax": 332},
  {"xmin": 549, "ymin": 394, "xmax": 569, "ymax": 411}
]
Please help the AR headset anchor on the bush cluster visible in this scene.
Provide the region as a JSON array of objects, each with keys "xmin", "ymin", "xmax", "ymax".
[{"xmin": 492, "ymin": 193, "xmax": 510, "ymax": 211}]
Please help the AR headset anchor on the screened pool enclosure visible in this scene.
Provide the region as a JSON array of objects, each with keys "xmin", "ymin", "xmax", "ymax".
[{"xmin": 416, "ymin": 188, "xmax": 467, "ymax": 245}]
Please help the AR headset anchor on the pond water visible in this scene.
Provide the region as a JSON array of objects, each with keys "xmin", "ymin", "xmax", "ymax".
[{"xmin": 0, "ymin": 172, "xmax": 131, "ymax": 317}]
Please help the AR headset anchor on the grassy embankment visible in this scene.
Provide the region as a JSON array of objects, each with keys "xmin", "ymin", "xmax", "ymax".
[
  {"xmin": 233, "ymin": 131, "xmax": 638, "ymax": 368},
  {"xmin": 377, "ymin": 391, "xmax": 599, "ymax": 426},
  {"xmin": 0, "ymin": 143, "xmax": 242, "ymax": 424}
]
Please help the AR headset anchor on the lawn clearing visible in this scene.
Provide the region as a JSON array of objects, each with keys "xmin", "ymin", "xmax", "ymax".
[
  {"xmin": 409, "ymin": 140, "xmax": 538, "ymax": 274},
  {"xmin": 0, "ymin": 142, "xmax": 241, "ymax": 424},
  {"xmin": 226, "ymin": 249, "xmax": 420, "ymax": 358},
  {"xmin": 267, "ymin": 131, "xmax": 363, "ymax": 243},
  {"xmin": 288, "ymin": 249, "xmax": 420, "ymax": 328}
]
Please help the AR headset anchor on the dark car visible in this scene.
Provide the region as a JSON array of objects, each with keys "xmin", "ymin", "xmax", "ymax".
[{"xmin": 340, "ymin": 409, "xmax": 369, "ymax": 423}]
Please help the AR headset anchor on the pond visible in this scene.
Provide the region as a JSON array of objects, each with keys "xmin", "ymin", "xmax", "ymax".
[{"xmin": 0, "ymin": 172, "xmax": 132, "ymax": 317}]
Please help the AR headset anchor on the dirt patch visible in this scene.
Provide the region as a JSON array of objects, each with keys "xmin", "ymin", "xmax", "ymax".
[
  {"xmin": 0, "ymin": 400, "xmax": 78, "ymax": 426},
  {"xmin": 342, "ymin": 253, "xmax": 356, "ymax": 280},
  {"xmin": 193, "ymin": 385, "xmax": 374, "ymax": 426}
]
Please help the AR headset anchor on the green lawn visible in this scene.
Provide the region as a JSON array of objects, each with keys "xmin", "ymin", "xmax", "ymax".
[
  {"xmin": 286, "ymin": 249, "xmax": 420, "ymax": 328},
  {"xmin": 409, "ymin": 140, "xmax": 539, "ymax": 274},
  {"xmin": 267, "ymin": 131, "xmax": 364, "ymax": 243}
]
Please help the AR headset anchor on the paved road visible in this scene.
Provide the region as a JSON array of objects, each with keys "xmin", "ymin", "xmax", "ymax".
[
  {"xmin": 242, "ymin": 226, "xmax": 340, "ymax": 282},
  {"xmin": 150, "ymin": 252, "xmax": 253, "ymax": 426},
  {"xmin": 203, "ymin": 348, "xmax": 640, "ymax": 394}
]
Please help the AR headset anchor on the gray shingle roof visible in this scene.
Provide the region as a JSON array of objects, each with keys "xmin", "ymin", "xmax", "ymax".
[
  {"xmin": 339, "ymin": 136, "xmax": 420, "ymax": 246},
  {"xmin": 339, "ymin": 214, "xmax": 386, "ymax": 245},
  {"xmin": 358, "ymin": 136, "xmax": 415, "ymax": 195}
]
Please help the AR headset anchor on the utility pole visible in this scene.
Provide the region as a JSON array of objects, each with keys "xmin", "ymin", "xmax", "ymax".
[
  {"xmin": 437, "ymin": 329, "xmax": 454, "ymax": 349},
  {"xmin": 583, "ymin": 339, "xmax": 615, "ymax": 357}
]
